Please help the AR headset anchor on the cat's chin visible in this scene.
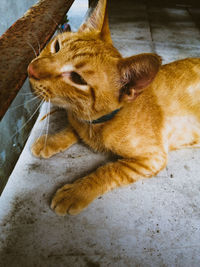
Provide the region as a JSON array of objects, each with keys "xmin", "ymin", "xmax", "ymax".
[{"xmin": 50, "ymin": 97, "xmax": 70, "ymax": 110}]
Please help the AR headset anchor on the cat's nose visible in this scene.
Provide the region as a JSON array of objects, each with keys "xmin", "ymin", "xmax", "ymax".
[{"xmin": 27, "ymin": 64, "xmax": 40, "ymax": 80}]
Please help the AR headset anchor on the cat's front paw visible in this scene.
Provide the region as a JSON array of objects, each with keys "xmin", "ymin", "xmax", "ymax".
[
  {"xmin": 31, "ymin": 135, "xmax": 58, "ymax": 158},
  {"xmin": 51, "ymin": 182, "xmax": 94, "ymax": 216}
]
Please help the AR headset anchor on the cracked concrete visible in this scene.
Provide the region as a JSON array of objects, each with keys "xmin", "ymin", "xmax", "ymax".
[{"xmin": 0, "ymin": 0, "xmax": 200, "ymax": 266}]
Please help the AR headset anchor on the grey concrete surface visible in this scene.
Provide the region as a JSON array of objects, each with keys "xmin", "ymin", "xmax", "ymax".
[{"xmin": 1, "ymin": 0, "xmax": 200, "ymax": 266}]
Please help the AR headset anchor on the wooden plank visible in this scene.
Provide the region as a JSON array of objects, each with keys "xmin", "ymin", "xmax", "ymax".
[{"xmin": 0, "ymin": 0, "xmax": 75, "ymax": 121}]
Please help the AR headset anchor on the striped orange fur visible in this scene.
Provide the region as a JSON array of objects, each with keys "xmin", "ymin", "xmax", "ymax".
[{"xmin": 28, "ymin": 0, "xmax": 200, "ymax": 215}]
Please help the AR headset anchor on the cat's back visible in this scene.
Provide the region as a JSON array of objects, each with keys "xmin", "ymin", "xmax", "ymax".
[
  {"xmin": 152, "ymin": 58, "xmax": 200, "ymax": 150},
  {"xmin": 154, "ymin": 58, "xmax": 200, "ymax": 114}
]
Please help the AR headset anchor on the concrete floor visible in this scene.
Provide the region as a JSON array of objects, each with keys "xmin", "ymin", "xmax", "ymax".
[{"xmin": 1, "ymin": 0, "xmax": 200, "ymax": 266}]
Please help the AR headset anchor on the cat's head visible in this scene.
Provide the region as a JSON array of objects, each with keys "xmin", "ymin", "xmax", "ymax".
[{"xmin": 28, "ymin": 0, "xmax": 161, "ymax": 121}]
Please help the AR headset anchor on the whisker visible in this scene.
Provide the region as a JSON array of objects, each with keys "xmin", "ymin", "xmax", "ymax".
[
  {"xmin": 36, "ymin": 102, "xmax": 50, "ymax": 141},
  {"xmin": 47, "ymin": 100, "xmax": 51, "ymax": 133},
  {"xmin": 26, "ymin": 41, "xmax": 37, "ymax": 58},
  {"xmin": 87, "ymin": 110, "xmax": 92, "ymax": 138},
  {"xmin": 44, "ymin": 101, "xmax": 50, "ymax": 171},
  {"xmin": 46, "ymin": 13, "xmax": 63, "ymax": 32},
  {"xmin": 11, "ymin": 100, "xmax": 44, "ymax": 141},
  {"xmin": 20, "ymin": 101, "xmax": 48, "ymax": 144},
  {"xmin": 19, "ymin": 92, "xmax": 34, "ymax": 96},
  {"xmin": 9, "ymin": 94, "xmax": 42, "ymax": 110},
  {"xmin": 84, "ymin": 102, "xmax": 92, "ymax": 138},
  {"xmin": 32, "ymin": 33, "xmax": 41, "ymax": 55},
  {"xmin": 44, "ymin": 100, "xmax": 51, "ymax": 149}
]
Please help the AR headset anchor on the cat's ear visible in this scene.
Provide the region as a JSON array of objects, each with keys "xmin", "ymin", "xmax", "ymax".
[
  {"xmin": 118, "ymin": 53, "xmax": 162, "ymax": 102},
  {"xmin": 78, "ymin": 0, "xmax": 112, "ymax": 43}
]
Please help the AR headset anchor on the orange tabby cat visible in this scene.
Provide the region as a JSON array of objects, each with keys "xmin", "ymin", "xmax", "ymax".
[{"xmin": 28, "ymin": 0, "xmax": 200, "ymax": 215}]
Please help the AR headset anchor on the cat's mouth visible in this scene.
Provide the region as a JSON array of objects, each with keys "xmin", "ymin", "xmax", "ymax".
[
  {"xmin": 29, "ymin": 80, "xmax": 52, "ymax": 102},
  {"xmin": 28, "ymin": 62, "xmax": 59, "ymax": 102}
]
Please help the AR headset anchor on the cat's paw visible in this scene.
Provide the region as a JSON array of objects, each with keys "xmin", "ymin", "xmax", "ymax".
[
  {"xmin": 51, "ymin": 183, "xmax": 93, "ymax": 216},
  {"xmin": 31, "ymin": 135, "xmax": 59, "ymax": 158}
]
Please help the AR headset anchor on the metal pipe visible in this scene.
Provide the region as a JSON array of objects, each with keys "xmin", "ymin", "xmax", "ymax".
[{"xmin": 0, "ymin": 0, "xmax": 75, "ymax": 121}]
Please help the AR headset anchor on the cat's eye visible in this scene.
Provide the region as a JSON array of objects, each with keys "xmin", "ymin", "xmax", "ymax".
[
  {"xmin": 54, "ymin": 40, "xmax": 60, "ymax": 53},
  {"xmin": 70, "ymin": 71, "xmax": 87, "ymax": 85}
]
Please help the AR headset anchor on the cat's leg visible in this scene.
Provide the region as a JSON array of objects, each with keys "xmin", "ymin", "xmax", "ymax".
[
  {"xmin": 51, "ymin": 151, "xmax": 167, "ymax": 215},
  {"xmin": 31, "ymin": 126, "xmax": 78, "ymax": 158}
]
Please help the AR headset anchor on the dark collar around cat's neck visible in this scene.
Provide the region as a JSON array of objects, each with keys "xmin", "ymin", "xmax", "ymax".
[{"xmin": 86, "ymin": 108, "xmax": 121, "ymax": 124}]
